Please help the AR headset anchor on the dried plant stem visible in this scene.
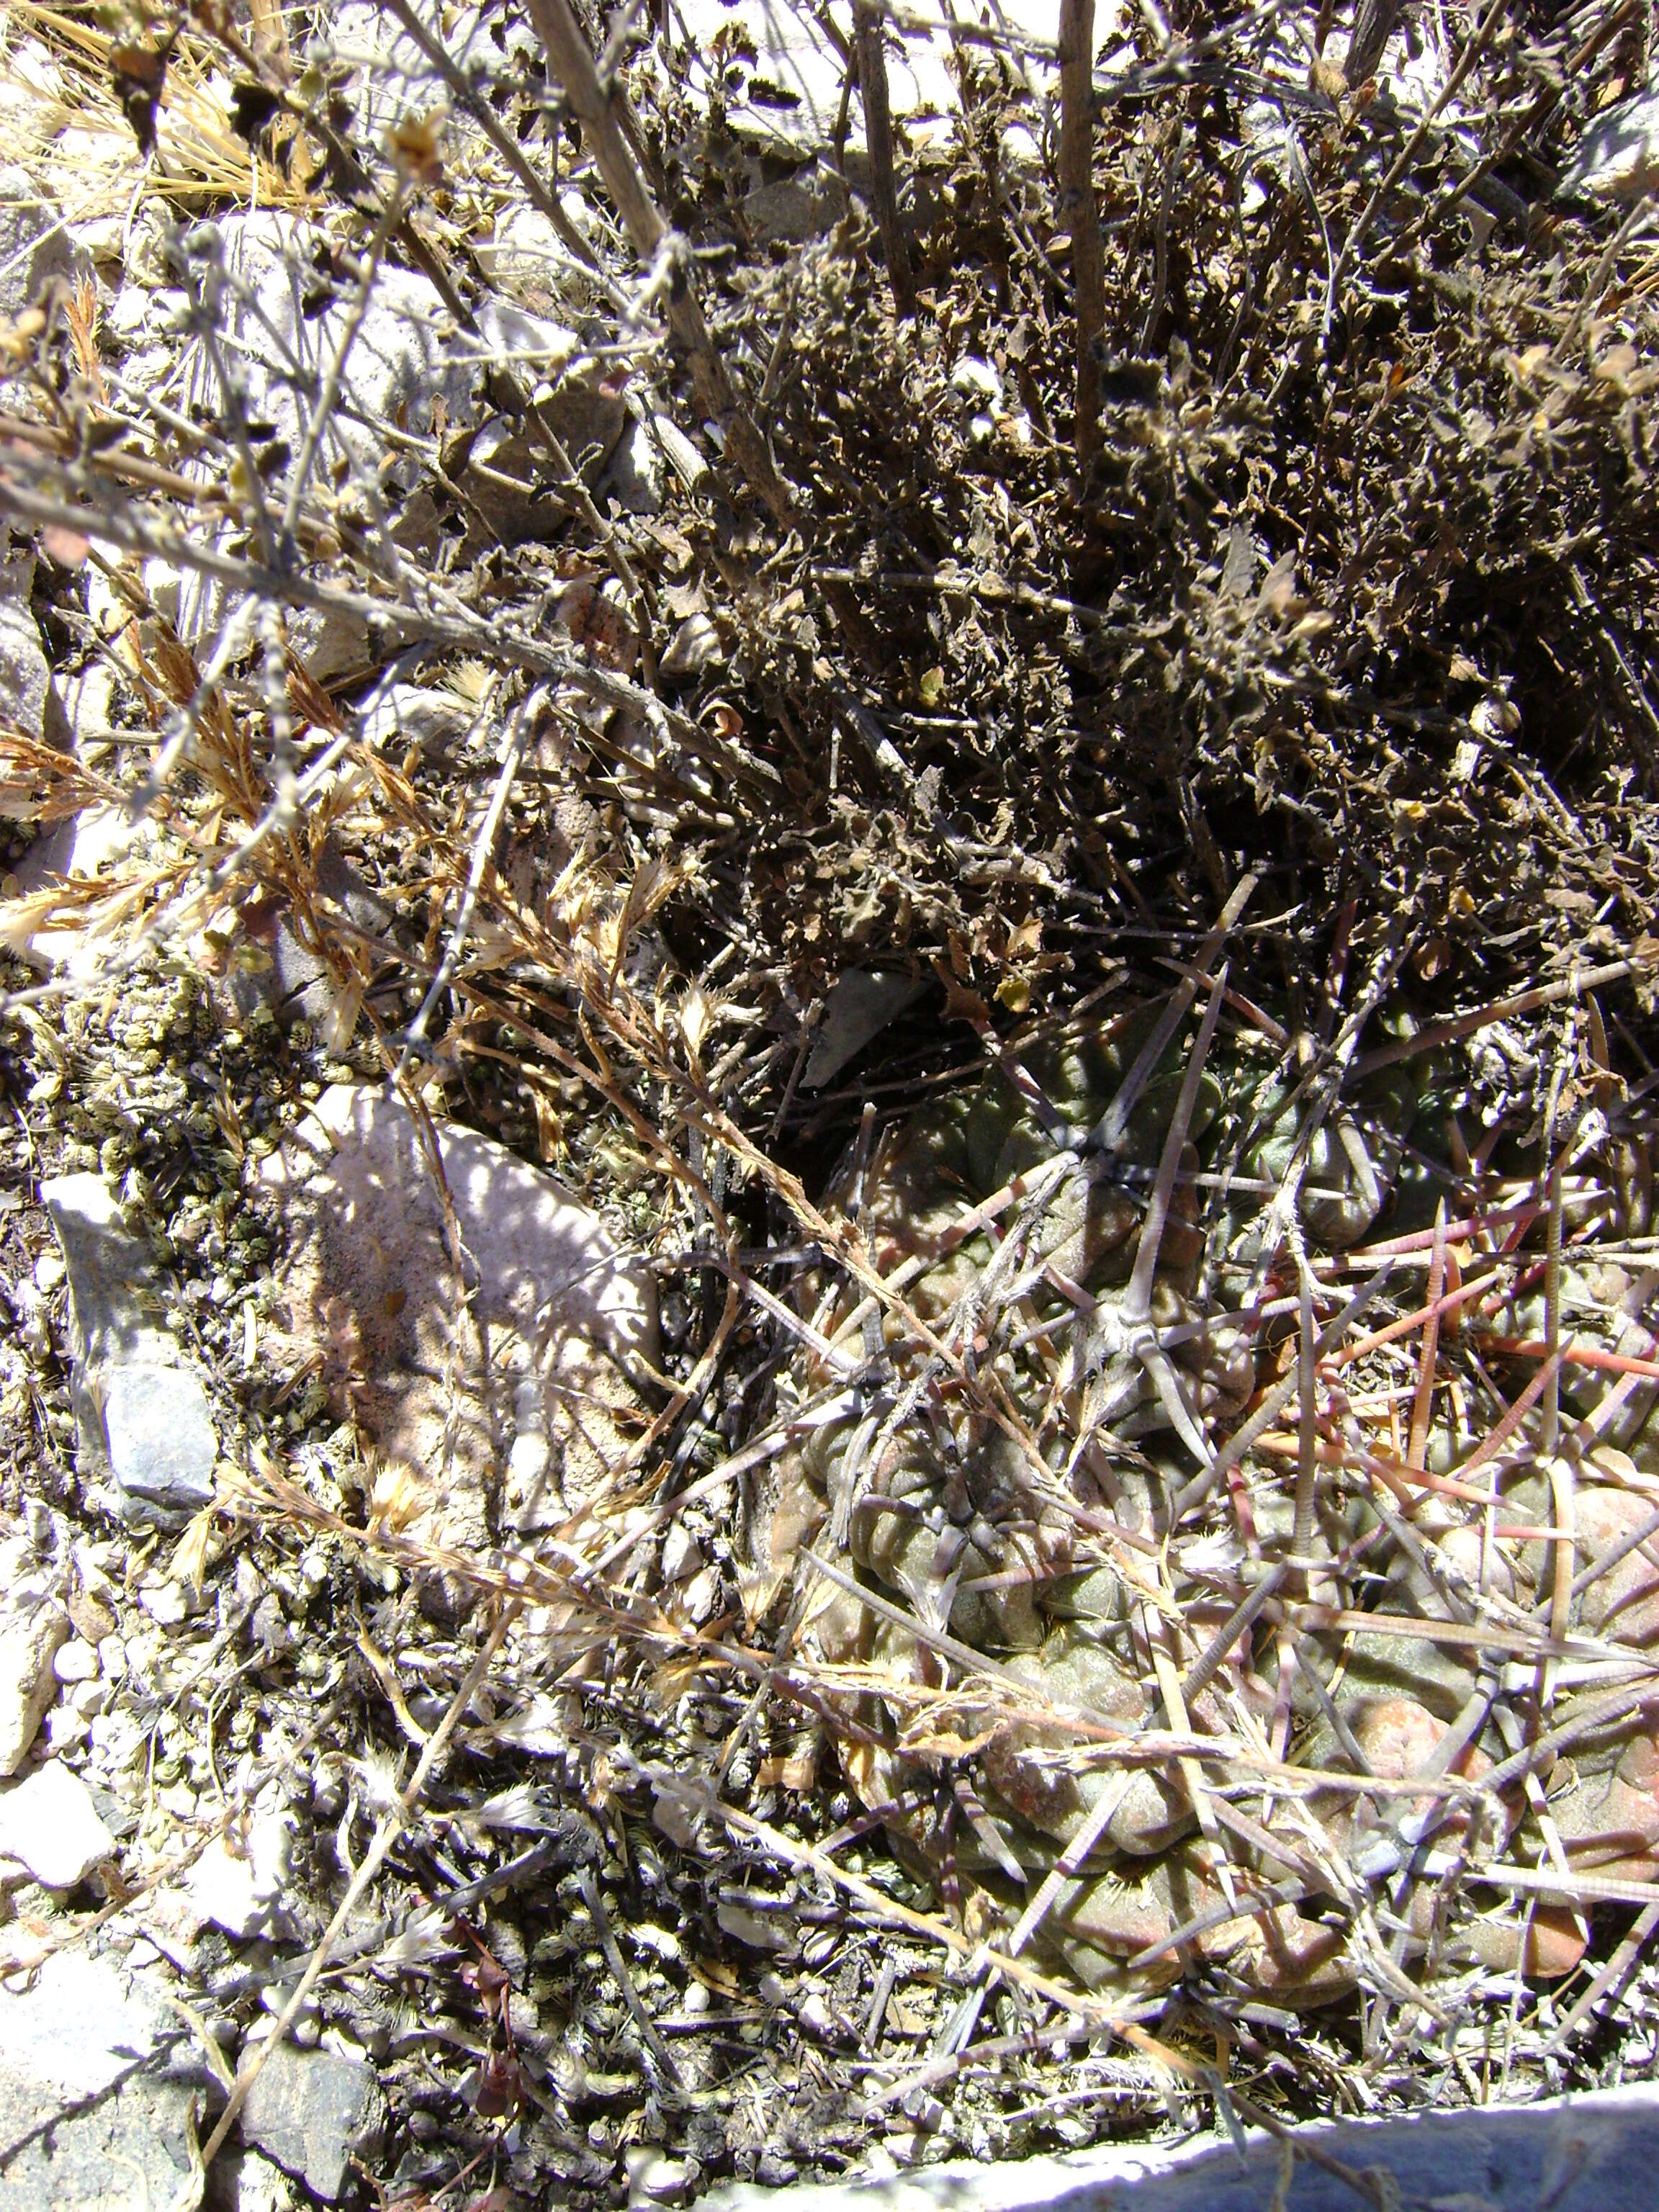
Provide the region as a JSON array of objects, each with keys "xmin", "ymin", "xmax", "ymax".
[
  {"xmin": 855, "ymin": 1, "xmax": 917, "ymax": 318},
  {"xmin": 1406, "ymin": 1200, "xmax": 1447, "ymax": 1471},
  {"xmin": 520, "ymin": 0, "xmax": 793, "ymax": 521},
  {"xmin": 377, "ymin": 0, "xmax": 606, "ymax": 279},
  {"xmin": 1343, "ymin": 0, "xmax": 1400, "ymax": 86},
  {"xmin": 1056, "ymin": 0, "xmax": 1104, "ymax": 464}
]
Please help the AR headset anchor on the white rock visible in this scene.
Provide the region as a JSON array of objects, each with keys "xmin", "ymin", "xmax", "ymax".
[
  {"xmin": 41, "ymin": 1173, "xmax": 220, "ymax": 1529},
  {"xmin": 604, "ymin": 413, "xmax": 711, "ymax": 516},
  {"xmin": 51, "ymin": 1637, "xmax": 98, "ymax": 1683},
  {"xmin": 354, "ymin": 683, "xmax": 474, "ymax": 756},
  {"xmin": 69, "ymin": 215, "xmax": 125, "ymax": 271},
  {"xmin": 138, "ymin": 1576, "xmax": 201, "ymax": 1628},
  {"xmin": 107, "ymin": 282, "xmax": 150, "ymax": 338},
  {"xmin": 950, "ymin": 356, "xmax": 1003, "ymax": 409},
  {"xmin": 660, "ymin": 613, "xmax": 722, "ymax": 681},
  {"xmin": 472, "ymin": 294, "xmax": 577, "ymax": 372},
  {"xmin": 627, "ymin": 2149, "xmax": 694, "ymax": 2205},
  {"xmin": 0, "ymin": 1600, "xmax": 68, "ymax": 1774},
  {"xmin": 260, "ymin": 1085, "xmax": 657, "ymax": 1543},
  {"xmin": 0, "ymin": 1758, "xmax": 115, "ymax": 1887},
  {"xmin": 1563, "ymin": 88, "xmax": 1659, "ymax": 202},
  {"xmin": 190, "ymin": 1807, "xmax": 295, "ymax": 1939},
  {"xmin": 0, "ymin": 1949, "xmax": 164, "ymax": 2100},
  {"xmin": 606, "ymin": 415, "xmax": 668, "ymax": 514},
  {"xmin": 102, "ymin": 1364, "xmax": 218, "ymax": 1526},
  {"xmin": 45, "ymin": 1705, "xmax": 89, "ymax": 1751},
  {"xmin": 0, "ymin": 163, "xmax": 90, "ymax": 319},
  {"xmin": 661, "ymin": 1521, "xmax": 703, "ymax": 1584},
  {"xmin": 472, "ymin": 204, "xmax": 578, "ymax": 290}
]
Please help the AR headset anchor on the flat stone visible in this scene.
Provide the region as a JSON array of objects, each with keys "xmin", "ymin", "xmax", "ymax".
[
  {"xmin": 102, "ymin": 1365, "xmax": 217, "ymax": 1527},
  {"xmin": 0, "ymin": 1599, "xmax": 68, "ymax": 1775},
  {"xmin": 0, "ymin": 1949, "xmax": 207, "ymax": 2211},
  {"xmin": 0, "ymin": 163, "xmax": 89, "ymax": 319},
  {"xmin": 0, "ymin": 552, "xmax": 55, "ymax": 747},
  {"xmin": 705, "ymin": 2081, "xmax": 1659, "ymax": 2212},
  {"xmin": 189, "ymin": 1807, "xmax": 295, "ymax": 1940},
  {"xmin": 660, "ymin": 613, "xmax": 722, "ymax": 682},
  {"xmin": 42, "ymin": 1172, "xmax": 219, "ymax": 1529},
  {"xmin": 261, "ymin": 1086, "xmax": 658, "ymax": 1552},
  {"xmin": 354, "ymin": 683, "xmax": 475, "ymax": 759},
  {"xmin": 1563, "ymin": 87, "xmax": 1659, "ymax": 202},
  {"xmin": 804, "ymin": 971, "xmax": 926, "ymax": 1090},
  {"xmin": 0, "ymin": 1758, "xmax": 115, "ymax": 1888},
  {"xmin": 226, "ymin": 837, "xmax": 403, "ymax": 1035},
  {"xmin": 238, "ymin": 2042, "xmax": 387, "ymax": 2203}
]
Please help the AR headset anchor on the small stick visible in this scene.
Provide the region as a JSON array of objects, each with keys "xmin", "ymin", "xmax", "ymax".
[
  {"xmin": 1351, "ymin": 962, "xmax": 1633, "ymax": 1078},
  {"xmin": 1405, "ymin": 1200, "xmax": 1447, "ymax": 1473},
  {"xmin": 1292, "ymin": 1266, "xmax": 1320, "ymax": 1581},
  {"xmin": 577, "ymin": 1864, "xmax": 686, "ymax": 2098},
  {"xmin": 521, "ymin": 0, "xmax": 793, "ymax": 521},
  {"xmin": 1545, "ymin": 1899, "xmax": 1659, "ymax": 2052},
  {"xmin": 854, "ymin": 1, "xmax": 917, "ymax": 318},
  {"xmin": 1057, "ymin": 0, "xmax": 1104, "ymax": 467}
]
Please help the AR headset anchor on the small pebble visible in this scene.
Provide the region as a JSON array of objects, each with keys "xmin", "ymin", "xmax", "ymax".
[
  {"xmin": 52, "ymin": 1640, "xmax": 99, "ymax": 1685},
  {"xmin": 0, "ymin": 1758, "xmax": 116, "ymax": 1887},
  {"xmin": 626, "ymin": 2149, "xmax": 693, "ymax": 2205}
]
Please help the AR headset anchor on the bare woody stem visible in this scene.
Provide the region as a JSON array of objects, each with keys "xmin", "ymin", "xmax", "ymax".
[
  {"xmin": 520, "ymin": 0, "xmax": 794, "ymax": 523},
  {"xmin": 1344, "ymin": 0, "xmax": 1400, "ymax": 87},
  {"xmin": 854, "ymin": 1, "xmax": 917, "ymax": 320},
  {"xmin": 1057, "ymin": 0, "xmax": 1105, "ymax": 471}
]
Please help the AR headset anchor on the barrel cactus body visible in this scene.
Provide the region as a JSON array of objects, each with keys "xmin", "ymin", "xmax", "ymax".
[{"xmin": 746, "ymin": 1001, "xmax": 1659, "ymax": 2001}]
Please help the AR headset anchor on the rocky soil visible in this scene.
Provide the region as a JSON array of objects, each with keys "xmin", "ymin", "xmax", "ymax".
[{"xmin": 4, "ymin": 0, "xmax": 1659, "ymax": 2206}]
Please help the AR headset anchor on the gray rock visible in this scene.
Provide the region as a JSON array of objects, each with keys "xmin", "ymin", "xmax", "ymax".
[
  {"xmin": 1563, "ymin": 86, "xmax": 1659, "ymax": 202},
  {"xmin": 227, "ymin": 836, "xmax": 403, "ymax": 1034},
  {"xmin": 238, "ymin": 2042, "xmax": 387, "ymax": 2203},
  {"xmin": 354, "ymin": 682, "xmax": 474, "ymax": 758},
  {"xmin": 0, "ymin": 1758, "xmax": 116, "ymax": 1887},
  {"xmin": 41, "ymin": 1172, "xmax": 219, "ymax": 1530},
  {"xmin": 605, "ymin": 415, "xmax": 668, "ymax": 515},
  {"xmin": 0, "ymin": 163, "xmax": 90, "ymax": 318},
  {"xmin": 0, "ymin": 1598, "xmax": 68, "ymax": 1775},
  {"xmin": 804, "ymin": 971, "xmax": 925, "ymax": 1090},
  {"xmin": 103, "ymin": 1364, "xmax": 217, "ymax": 1525},
  {"xmin": 705, "ymin": 2082, "xmax": 1659, "ymax": 2212},
  {"xmin": 660, "ymin": 613, "xmax": 723, "ymax": 681},
  {"xmin": 0, "ymin": 1949, "xmax": 204, "ymax": 2211},
  {"xmin": 0, "ymin": 552, "xmax": 55, "ymax": 746}
]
